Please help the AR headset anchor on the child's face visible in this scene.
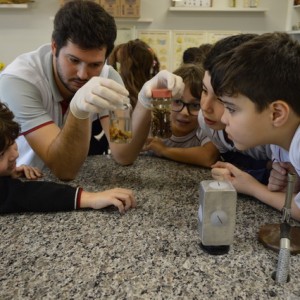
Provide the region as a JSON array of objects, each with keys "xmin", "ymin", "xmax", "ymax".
[
  {"xmin": 170, "ymin": 84, "xmax": 200, "ymax": 137},
  {"xmin": 220, "ymin": 94, "xmax": 272, "ymax": 151},
  {"xmin": 0, "ymin": 142, "xmax": 19, "ymax": 176},
  {"xmin": 201, "ymin": 71, "xmax": 226, "ymax": 131}
]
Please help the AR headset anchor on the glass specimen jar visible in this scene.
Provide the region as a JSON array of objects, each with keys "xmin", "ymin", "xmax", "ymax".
[
  {"xmin": 150, "ymin": 88, "xmax": 172, "ymax": 138},
  {"xmin": 109, "ymin": 103, "xmax": 132, "ymax": 144}
]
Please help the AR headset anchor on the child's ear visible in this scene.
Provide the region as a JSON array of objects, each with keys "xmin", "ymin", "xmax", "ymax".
[
  {"xmin": 270, "ymin": 100, "xmax": 289, "ymax": 127},
  {"xmin": 51, "ymin": 40, "xmax": 57, "ymax": 56}
]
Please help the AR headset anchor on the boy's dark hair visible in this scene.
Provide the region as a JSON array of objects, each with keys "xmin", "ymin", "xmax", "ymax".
[
  {"xmin": 173, "ymin": 64, "xmax": 204, "ymax": 100},
  {"xmin": 0, "ymin": 102, "xmax": 20, "ymax": 152},
  {"xmin": 204, "ymin": 33, "xmax": 258, "ymax": 73},
  {"xmin": 52, "ymin": 0, "xmax": 116, "ymax": 58},
  {"xmin": 211, "ymin": 32, "xmax": 300, "ymax": 115},
  {"xmin": 182, "ymin": 44, "xmax": 212, "ymax": 65}
]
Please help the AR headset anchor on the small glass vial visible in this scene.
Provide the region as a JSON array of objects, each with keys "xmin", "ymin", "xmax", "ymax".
[
  {"xmin": 109, "ymin": 103, "xmax": 132, "ymax": 144},
  {"xmin": 150, "ymin": 89, "xmax": 172, "ymax": 139}
]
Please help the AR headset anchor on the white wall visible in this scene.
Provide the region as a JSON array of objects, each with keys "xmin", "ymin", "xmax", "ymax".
[
  {"xmin": 0, "ymin": 0, "xmax": 58, "ymax": 65},
  {"xmin": 0, "ymin": 0, "xmax": 289, "ymax": 65},
  {"xmin": 140, "ymin": 0, "xmax": 287, "ymax": 32}
]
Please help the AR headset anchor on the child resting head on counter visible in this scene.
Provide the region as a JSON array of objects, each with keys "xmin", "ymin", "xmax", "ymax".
[
  {"xmin": 0, "ymin": 102, "xmax": 136, "ymax": 214},
  {"xmin": 143, "ymin": 63, "xmax": 219, "ymax": 168}
]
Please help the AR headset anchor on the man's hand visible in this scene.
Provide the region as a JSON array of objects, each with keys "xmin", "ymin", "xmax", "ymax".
[
  {"xmin": 70, "ymin": 77, "xmax": 129, "ymax": 119},
  {"xmin": 138, "ymin": 70, "xmax": 184, "ymax": 109}
]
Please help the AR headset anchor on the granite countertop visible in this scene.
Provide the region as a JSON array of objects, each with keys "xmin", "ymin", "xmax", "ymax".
[{"xmin": 0, "ymin": 155, "xmax": 300, "ymax": 299}]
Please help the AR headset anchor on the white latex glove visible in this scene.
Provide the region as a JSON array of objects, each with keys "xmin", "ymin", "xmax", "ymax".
[
  {"xmin": 138, "ymin": 70, "xmax": 185, "ymax": 109},
  {"xmin": 70, "ymin": 77, "xmax": 130, "ymax": 119}
]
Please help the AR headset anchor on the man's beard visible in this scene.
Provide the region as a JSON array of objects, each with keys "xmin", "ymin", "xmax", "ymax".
[{"xmin": 56, "ymin": 60, "xmax": 77, "ymax": 95}]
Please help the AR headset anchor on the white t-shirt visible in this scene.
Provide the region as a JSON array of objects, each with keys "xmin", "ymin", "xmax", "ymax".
[
  {"xmin": 163, "ymin": 127, "xmax": 210, "ymax": 148},
  {"xmin": 271, "ymin": 125, "xmax": 300, "ymax": 208}
]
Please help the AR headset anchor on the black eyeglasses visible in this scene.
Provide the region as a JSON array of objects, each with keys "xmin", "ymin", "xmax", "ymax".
[{"xmin": 171, "ymin": 99, "xmax": 200, "ymax": 116}]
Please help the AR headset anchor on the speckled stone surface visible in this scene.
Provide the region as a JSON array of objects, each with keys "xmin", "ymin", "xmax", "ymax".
[{"xmin": 0, "ymin": 155, "xmax": 300, "ymax": 299}]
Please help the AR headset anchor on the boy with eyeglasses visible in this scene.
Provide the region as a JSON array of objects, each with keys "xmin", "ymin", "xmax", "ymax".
[{"xmin": 143, "ymin": 64, "xmax": 219, "ymax": 167}]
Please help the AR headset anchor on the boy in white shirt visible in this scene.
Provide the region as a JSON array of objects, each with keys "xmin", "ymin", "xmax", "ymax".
[
  {"xmin": 200, "ymin": 34, "xmax": 272, "ymax": 184},
  {"xmin": 210, "ymin": 32, "xmax": 300, "ymax": 221}
]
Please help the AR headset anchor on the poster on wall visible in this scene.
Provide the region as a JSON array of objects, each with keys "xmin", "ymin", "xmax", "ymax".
[
  {"xmin": 172, "ymin": 30, "xmax": 208, "ymax": 71},
  {"xmin": 122, "ymin": 29, "xmax": 241, "ymax": 72},
  {"xmin": 207, "ymin": 31, "xmax": 241, "ymax": 44},
  {"xmin": 116, "ymin": 26, "xmax": 136, "ymax": 46},
  {"xmin": 137, "ymin": 30, "xmax": 172, "ymax": 70}
]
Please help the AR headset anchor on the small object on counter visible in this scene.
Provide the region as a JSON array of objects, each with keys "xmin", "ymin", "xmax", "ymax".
[
  {"xmin": 150, "ymin": 89, "xmax": 172, "ymax": 139},
  {"xmin": 275, "ymin": 222, "xmax": 291, "ymax": 283},
  {"xmin": 198, "ymin": 180, "xmax": 237, "ymax": 255},
  {"xmin": 258, "ymin": 223, "xmax": 300, "ymax": 254},
  {"xmin": 258, "ymin": 173, "xmax": 300, "ymax": 255},
  {"xmin": 273, "ymin": 173, "xmax": 296, "ymax": 283},
  {"xmin": 109, "ymin": 103, "xmax": 132, "ymax": 144}
]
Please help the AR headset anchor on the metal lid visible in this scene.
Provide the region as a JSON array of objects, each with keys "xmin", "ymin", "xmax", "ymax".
[{"xmin": 151, "ymin": 89, "xmax": 172, "ymax": 98}]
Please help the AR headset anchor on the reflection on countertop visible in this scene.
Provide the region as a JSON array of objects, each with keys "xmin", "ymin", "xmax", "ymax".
[{"xmin": 0, "ymin": 155, "xmax": 299, "ymax": 299}]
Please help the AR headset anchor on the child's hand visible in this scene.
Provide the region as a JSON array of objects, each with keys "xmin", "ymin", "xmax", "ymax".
[
  {"xmin": 211, "ymin": 166, "xmax": 231, "ymax": 181},
  {"xmin": 211, "ymin": 161, "xmax": 260, "ymax": 195},
  {"xmin": 12, "ymin": 165, "xmax": 43, "ymax": 180},
  {"xmin": 81, "ymin": 188, "xmax": 136, "ymax": 214},
  {"xmin": 267, "ymin": 162, "xmax": 300, "ymax": 192},
  {"xmin": 143, "ymin": 137, "xmax": 166, "ymax": 157}
]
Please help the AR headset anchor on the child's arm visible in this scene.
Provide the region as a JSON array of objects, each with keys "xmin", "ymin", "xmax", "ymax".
[
  {"xmin": 0, "ymin": 177, "xmax": 136, "ymax": 214},
  {"xmin": 211, "ymin": 161, "xmax": 300, "ymax": 221},
  {"xmin": 144, "ymin": 138, "xmax": 219, "ymax": 168},
  {"xmin": 80, "ymin": 188, "xmax": 136, "ymax": 214},
  {"xmin": 12, "ymin": 165, "xmax": 43, "ymax": 180}
]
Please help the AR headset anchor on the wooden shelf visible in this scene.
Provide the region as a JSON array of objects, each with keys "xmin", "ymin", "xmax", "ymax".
[
  {"xmin": 288, "ymin": 30, "xmax": 300, "ymax": 34},
  {"xmin": 0, "ymin": 3, "xmax": 28, "ymax": 8},
  {"xmin": 49, "ymin": 16, "xmax": 152, "ymax": 23},
  {"xmin": 115, "ymin": 18, "xmax": 153, "ymax": 23},
  {"xmin": 169, "ymin": 7, "xmax": 268, "ymax": 12}
]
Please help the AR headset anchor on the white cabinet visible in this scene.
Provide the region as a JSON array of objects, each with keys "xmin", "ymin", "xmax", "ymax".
[
  {"xmin": 0, "ymin": 3, "xmax": 29, "ymax": 8},
  {"xmin": 286, "ymin": 0, "xmax": 300, "ymax": 34},
  {"xmin": 169, "ymin": 7, "xmax": 267, "ymax": 12},
  {"xmin": 169, "ymin": 0, "xmax": 268, "ymax": 12}
]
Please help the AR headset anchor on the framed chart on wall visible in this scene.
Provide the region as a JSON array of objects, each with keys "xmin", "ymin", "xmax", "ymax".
[
  {"xmin": 137, "ymin": 30, "xmax": 172, "ymax": 71},
  {"xmin": 207, "ymin": 31, "xmax": 241, "ymax": 44},
  {"xmin": 116, "ymin": 25, "xmax": 136, "ymax": 45},
  {"xmin": 172, "ymin": 30, "xmax": 208, "ymax": 71},
  {"xmin": 136, "ymin": 29, "xmax": 241, "ymax": 72}
]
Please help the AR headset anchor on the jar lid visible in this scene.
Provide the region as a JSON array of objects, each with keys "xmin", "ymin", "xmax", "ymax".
[{"xmin": 152, "ymin": 89, "xmax": 172, "ymax": 98}]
